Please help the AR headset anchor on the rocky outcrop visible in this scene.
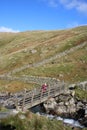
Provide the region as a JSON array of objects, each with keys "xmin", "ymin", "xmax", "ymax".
[
  {"xmin": 77, "ymin": 81, "xmax": 87, "ymax": 90},
  {"xmin": 79, "ymin": 117, "xmax": 87, "ymax": 127},
  {"xmin": 43, "ymin": 97, "xmax": 57, "ymax": 114},
  {"xmin": 43, "ymin": 90, "xmax": 87, "ymax": 121},
  {"xmin": 68, "ymin": 81, "xmax": 87, "ymax": 91}
]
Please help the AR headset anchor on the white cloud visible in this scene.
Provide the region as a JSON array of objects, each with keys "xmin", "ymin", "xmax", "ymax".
[
  {"xmin": 41, "ymin": 0, "xmax": 59, "ymax": 7},
  {"xmin": 41, "ymin": 0, "xmax": 87, "ymax": 14},
  {"xmin": 0, "ymin": 26, "xmax": 20, "ymax": 33},
  {"xmin": 60, "ymin": 0, "xmax": 87, "ymax": 14},
  {"xmin": 76, "ymin": 2, "xmax": 87, "ymax": 13},
  {"xmin": 48, "ymin": 0, "xmax": 58, "ymax": 7},
  {"xmin": 66, "ymin": 22, "xmax": 79, "ymax": 28},
  {"xmin": 66, "ymin": 22, "xmax": 87, "ymax": 29}
]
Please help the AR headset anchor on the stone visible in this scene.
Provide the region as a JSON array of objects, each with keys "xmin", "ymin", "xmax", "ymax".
[
  {"xmin": 43, "ymin": 97, "xmax": 57, "ymax": 113},
  {"xmin": 30, "ymin": 49, "xmax": 37, "ymax": 54}
]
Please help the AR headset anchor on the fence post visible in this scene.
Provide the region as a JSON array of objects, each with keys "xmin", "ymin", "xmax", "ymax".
[
  {"xmin": 14, "ymin": 94, "xmax": 18, "ymax": 111},
  {"xmin": 54, "ymin": 84, "xmax": 57, "ymax": 96},
  {"xmin": 40, "ymin": 89, "xmax": 43, "ymax": 102},
  {"xmin": 31, "ymin": 91, "xmax": 34, "ymax": 107},
  {"xmin": 62, "ymin": 80, "xmax": 65, "ymax": 93},
  {"xmin": 48, "ymin": 85, "xmax": 50, "ymax": 97},
  {"xmin": 63, "ymin": 80, "xmax": 66, "ymax": 93},
  {"xmin": 22, "ymin": 88, "xmax": 26, "ymax": 111}
]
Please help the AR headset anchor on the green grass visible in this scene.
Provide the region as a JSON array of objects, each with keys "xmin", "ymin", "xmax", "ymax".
[
  {"xmin": 0, "ymin": 26, "xmax": 87, "ymax": 130},
  {"xmin": 0, "ymin": 79, "xmax": 40, "ymax": 93},
  {"xmin": 0, "ymin": 26, "xmax": 87, "ymax": 74},
  {"xmin": 16, "ymin": 63, "xmax": 74, "ymax": 79},
  {"xmin": 0, "ymin": 106, "xmax": 9, "ymax": 112},
  {"xmin": 0, "ymin": 25, "xmax": 87, "ymax": 87},
  {"xmin": 1, "ymin": 111, "xmax": 87, "ymax": 130},
  {"xmin": 75, "ymin": 87, "xmax": 87, "ymax": 101},
  {"xmin": 15, "ymin": 44, "xmax": 87, "ymax": 83},
  {"xmin": 0, "ymin": 111, "xmax": 71, "ymax": 130}
]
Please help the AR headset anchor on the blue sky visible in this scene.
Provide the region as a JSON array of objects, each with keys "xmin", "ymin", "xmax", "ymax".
[{"xmin": 0, "ymin": 0, "xmax": 87, "ymax": 32}]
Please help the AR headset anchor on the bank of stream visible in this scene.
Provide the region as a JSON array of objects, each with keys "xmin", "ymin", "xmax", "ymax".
[{"xmin": 30, "ymin": 104, "xmax": 85, "ymax": 129}]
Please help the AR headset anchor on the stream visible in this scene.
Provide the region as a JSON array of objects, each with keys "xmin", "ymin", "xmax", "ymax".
[
  {"xmin": 30, "ymin": 104, "xmax": 85, "ymax": 129},
  {"xmin": 0, "ymin": 105, "xmax": 86, "ymax": 129}
]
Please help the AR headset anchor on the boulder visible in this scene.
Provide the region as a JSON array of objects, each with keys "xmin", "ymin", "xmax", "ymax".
[
  {"xmin": 43, "ymin": 97, "xmax": 57, "ymax": 113},
  {"xmin": 43, "ymin": 90, "xmax": 87, "ymax": 119}
]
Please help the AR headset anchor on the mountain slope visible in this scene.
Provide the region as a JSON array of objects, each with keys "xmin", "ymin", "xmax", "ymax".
[{"xmin": 0, "ymin": 26, "xmax": 87, "ymax": 92}]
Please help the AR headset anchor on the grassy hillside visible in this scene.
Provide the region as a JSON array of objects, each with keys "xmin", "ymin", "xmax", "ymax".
[
  {"xmin": 17, "ymin": 43, "xmax": 86, "ymax": 83},
  {"xmin": 0, "ymin": 111, "xmax": 72, "ymax": 130},
  {"xmin": 0, "ymin": 26, "xmax": 87, "ymax": 92},
  {"xmin": 0, "ymin": 26, "xmax": 87, "ymax": 130}
]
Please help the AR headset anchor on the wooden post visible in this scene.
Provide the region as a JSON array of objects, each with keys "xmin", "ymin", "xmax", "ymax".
[
  {"xmin": 54, "ymin": 84, "xmax": 56, "ymax": 96},
  {"xmin": 22, "ymin": 88, "xmax": 26, "ymax": 111},
  {"xmin": 59, "ymin": 82, "xmax": 61, "ymax": 94},
  {"xmin": 15, "ymin": 94, "xmax": 18, "ymax": 111},
  {"xmin": 48, "ymin": 85, "xmax": 50, "ymax": 97},
  {"xmin": 31, "ymin": 91, "xmax": 34, "ymax": 107},
  {"xmin": 63, "ymin": 80, "xmax": 66, "ymax": 93},
  {"xmin": 40, "ymin": 88, "xmax": 43, "ymax": 102}
]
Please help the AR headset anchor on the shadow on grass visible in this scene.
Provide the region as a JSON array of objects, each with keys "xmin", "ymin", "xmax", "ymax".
[{"xmin": 0, "ymin": 124, "xmax": 16, "ymax": 130}]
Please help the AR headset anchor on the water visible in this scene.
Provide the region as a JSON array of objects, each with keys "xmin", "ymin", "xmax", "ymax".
[
  {"xmin": 40, "ymin": 113, "xmax": 84, "ymax": 128},
  {"xmin": 63, "ymin": 119, "xmax": 84, "ymax": 128},
  {"xmin": 0, "ymin": 109, "xmax": 19, "ymax": 119},
  {"xmin": 0, "ymin": 112, "xmax": 10, "ymax": 119},
  {"xmin": 30, "ymin": 105, "xmax": 85, "ymax": 128}
]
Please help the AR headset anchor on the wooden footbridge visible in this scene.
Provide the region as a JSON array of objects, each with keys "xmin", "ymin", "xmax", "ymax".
[{"xmin": 4, "ymin": 81, "xmax": 67, "ymax": 111}]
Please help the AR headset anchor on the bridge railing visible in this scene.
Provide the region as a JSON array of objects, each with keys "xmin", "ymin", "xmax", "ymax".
[
  {"xmin": 18, "ymin": 81, "xmax": 66, "ymax": 110},
  {"xmin": 1, "ymin": 81, "xmax": 66, "ymax": 111}
]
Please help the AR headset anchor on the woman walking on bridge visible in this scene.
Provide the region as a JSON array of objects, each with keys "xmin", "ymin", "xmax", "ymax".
[{"xmin": 41, "ymin": 83, "xmax": 48, "ymax": 92}]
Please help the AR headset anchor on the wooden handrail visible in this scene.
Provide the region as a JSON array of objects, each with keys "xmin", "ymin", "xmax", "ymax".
[{"xmin": 2, "ymin": 81, "xmax": 66, "ymax": 111}]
